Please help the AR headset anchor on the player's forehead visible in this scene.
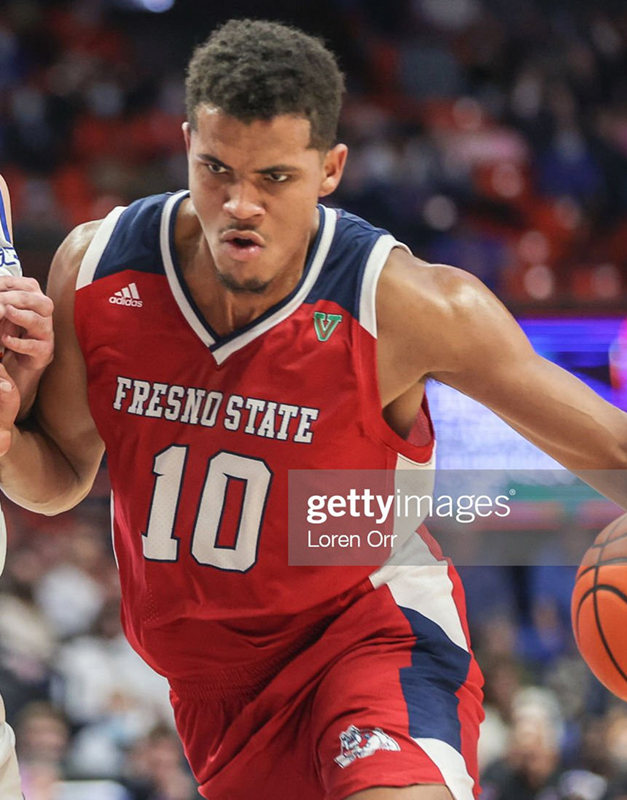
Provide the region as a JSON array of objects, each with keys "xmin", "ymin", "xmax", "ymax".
[{"xmin": 190, "ymin": 106, "xmax": 319, "ymax": 169}]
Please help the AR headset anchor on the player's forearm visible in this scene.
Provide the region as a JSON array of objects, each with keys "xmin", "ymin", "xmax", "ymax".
[
  {"xmin": 576, "ymin": 470, "xmax": 627, "ymax": 512},
  {"xmin": 503, "ymin": 405, "xmax": 627, "ymax": 509},
  {"xmin": 2, "ymin": 352, "xmax": 44, "ymax": 421},
  {"xmin": 0, "ymin": 423, "xmax": 94, "ymax": 514},
  {"xmin": 538, "ymin": 407, "xmax": 627, "ymax": 473}
]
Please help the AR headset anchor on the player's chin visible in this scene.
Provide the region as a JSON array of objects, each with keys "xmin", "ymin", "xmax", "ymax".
[{"xmin": 216, "ymin": 268, "xmax": 273, "ymax": 295}]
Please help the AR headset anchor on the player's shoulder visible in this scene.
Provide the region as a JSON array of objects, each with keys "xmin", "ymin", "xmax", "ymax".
[
  {"xmin": 51, "ymin": 191, "xmax": 176, "ymax": 283},
  {"xmin": 331, "ymin": 208, "xmax": 476, "ymax": 295},
  {"xmin": 50, "ymin": 219, "xmax": 106, "ymax": 285},
  {"xmin": 377, "ymin": 247, "xmax": 492, "ymax": 324},
  {"xmin": 375, "ymin": 247, "xmax": 524, "ymax": 378}
]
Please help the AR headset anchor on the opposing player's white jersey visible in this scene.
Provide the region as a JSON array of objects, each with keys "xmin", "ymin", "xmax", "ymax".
[{"xmin": 0, "ymin": 176, "xmax": 25, "ymax": 799}]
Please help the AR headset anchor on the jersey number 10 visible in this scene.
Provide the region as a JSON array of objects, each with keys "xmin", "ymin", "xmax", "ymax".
[{"xmin": 142, "ymin": 446, "xmax": 273, "ymax": 572}]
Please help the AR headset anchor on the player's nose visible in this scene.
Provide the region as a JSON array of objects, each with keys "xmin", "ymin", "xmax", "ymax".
[{"xmin": 223, "ymin": 180, "xmax": 264, "ymax": 221}]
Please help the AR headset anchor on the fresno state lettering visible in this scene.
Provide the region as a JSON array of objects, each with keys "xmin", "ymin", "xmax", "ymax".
[
  {"xmin": 73, "ymin": 192, "xmax": 445, "ymax": 684},
  {"xmin": 111, "ymin": 377, "xmax": 320, "ymax": 442}
]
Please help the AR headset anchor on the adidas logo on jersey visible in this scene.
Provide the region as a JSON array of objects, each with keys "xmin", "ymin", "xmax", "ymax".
[{"xmin": 109, "ymin": 282, "xmax": 143, "ymax": 307}]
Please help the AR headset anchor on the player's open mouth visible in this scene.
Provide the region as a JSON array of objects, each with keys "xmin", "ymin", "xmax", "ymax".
[{"xmin": 221, "ymin": 231, "xmax": 265, "ymax": 261}]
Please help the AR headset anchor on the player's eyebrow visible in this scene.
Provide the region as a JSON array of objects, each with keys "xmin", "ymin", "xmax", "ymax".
[
  {"xmin": 256, "ymin": 164, "xmax": 300, "ymax": 175},
  {"xmin": 197, "ymin": 153, "xmax": 300, "ymax": 175}
]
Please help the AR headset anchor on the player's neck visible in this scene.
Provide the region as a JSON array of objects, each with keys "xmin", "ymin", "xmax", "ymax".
[{"xmin": 208, "ymin": 272, "xmax": 297, "ymax": 333}]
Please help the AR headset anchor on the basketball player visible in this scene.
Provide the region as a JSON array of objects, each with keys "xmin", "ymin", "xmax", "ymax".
[
  {"xmin": 0, "ymin": 176, "xmax": 53, "ymax": 798},
  {"xmin": 0, "ymin": 18, "xmax": 625, "ymax": 800}
]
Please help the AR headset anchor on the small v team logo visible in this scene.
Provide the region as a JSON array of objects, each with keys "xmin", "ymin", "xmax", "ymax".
[
  {"xmin": 109, "ymin": 282, "xmax": 143, "ymax": 308},
  {"xmin": 334, "ymin": 725, "xmax": 401, "ymax": 768},
  {"xmin": 313, "ymin": 311, "xmax": 342, "ymax": 342}
]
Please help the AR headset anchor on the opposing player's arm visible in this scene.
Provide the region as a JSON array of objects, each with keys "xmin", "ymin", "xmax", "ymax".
[
  {"xmin": 377, "ymin": 249, "xmax": 627, "ymax": 505},
  {"xmin": 0, "ymin": 175, "xmax": 54, "ymax": 418},
  {"xmin": 0, "ymin": 222, "xmax": 105, "ymax": 513}
]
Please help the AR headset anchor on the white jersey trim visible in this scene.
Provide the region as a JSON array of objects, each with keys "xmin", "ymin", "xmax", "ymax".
[
  {"xmin": 369, "ymin": 454, "xmax": 467, "ymax": 651},
  {"xmin": 359, "ymin": 236, "xmax": 410, "ymax": 338},
  {"xmin": 109, "ymin": 492, "xmax": 119, "ymax": 571},
  {"xmin": 76, "ymin": 206, "xmax": 126, "ymax": 290},
  {"xmin": 370, "ymin": 560, "xmax": 468, "ymax": 652},
  {"xmin": 160, "ymin": 191, "xmax": 213, "ymax": 348},
  {"xmin": 414, "ymin": 738, "xmax": 475, "ymax": 800},
  {"xmin": 369, "ymin": 454, "xmax": 474, "ymax": 799}
]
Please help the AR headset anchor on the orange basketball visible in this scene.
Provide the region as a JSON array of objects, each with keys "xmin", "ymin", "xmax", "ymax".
[{"xmin": 572, "ymin": 513, "xmax": 627, "ymax": 700}]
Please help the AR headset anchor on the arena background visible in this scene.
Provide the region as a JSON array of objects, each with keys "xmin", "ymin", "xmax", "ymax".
[{"xmin": 0, "ymin": 0, "xmax": 626, "ymax": 798}]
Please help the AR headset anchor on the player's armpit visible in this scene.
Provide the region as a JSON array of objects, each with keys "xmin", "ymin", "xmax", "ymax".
[{"xmin": 376, "ymin": 249, "xmax": 627, "ymax": 506}]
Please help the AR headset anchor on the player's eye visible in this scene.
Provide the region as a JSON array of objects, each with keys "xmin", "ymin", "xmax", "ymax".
[
  {"xmin": 265, "ymin": 172, "xmax": 289, "ymax": 184},
  {"xmin": 206, "ymin": 162, "xmax": 228, "ymax": 175}
]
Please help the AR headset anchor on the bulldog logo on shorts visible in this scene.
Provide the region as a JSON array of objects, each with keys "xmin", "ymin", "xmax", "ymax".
[{"xmin": 334, "ymin": 724, "xmax": 401, "ymax": 768}]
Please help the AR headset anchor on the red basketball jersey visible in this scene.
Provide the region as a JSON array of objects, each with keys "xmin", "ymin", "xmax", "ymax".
[{"xmin": 74, "ymin": 191, "xmax": 438, "ymax": 682}]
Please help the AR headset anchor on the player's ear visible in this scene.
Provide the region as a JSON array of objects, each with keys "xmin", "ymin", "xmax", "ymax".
[
  {"xmin": 182, "ymin": 121, "xmax": 192, "ymax": 154},
  {"xmin": 318, "ymin": 144, "xmax": 348, "ymax": 198}
]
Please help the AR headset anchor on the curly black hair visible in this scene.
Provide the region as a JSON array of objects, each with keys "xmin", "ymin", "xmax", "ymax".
[{"xmin": 185, "ymin": 19, "xmax": 345, "ymax": 150}]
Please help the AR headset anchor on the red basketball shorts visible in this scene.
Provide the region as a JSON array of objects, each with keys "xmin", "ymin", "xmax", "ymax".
[{"xmin": 169, "ymin": 566, "xmax": 484, "ymax": 800}]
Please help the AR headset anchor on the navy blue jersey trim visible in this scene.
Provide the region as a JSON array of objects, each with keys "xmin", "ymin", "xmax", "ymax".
[
  {"xmin": 93, "ymin": 193, "xmax": 169, "ymax": 282},
  {"xmin": 398, "ymin": 605, "xmax": 471, "ymax": 753},
  {"xmin": 166, "ymin": 201, "xmax": 327, "ymax": 350},
  {"xmin": 304, "ymin": 208, "xmax": 390, "ymax": 317},
  {"xmin": 166, "ymin": 190, "xmax": 220, "ymax": 342}
]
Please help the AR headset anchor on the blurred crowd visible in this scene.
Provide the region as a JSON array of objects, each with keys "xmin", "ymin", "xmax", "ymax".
[
  {"xmin": 0, "ymin": 0, "xmax": 626, "ymax": 305},
  {"xmin": 0, "ymin": 0, "xmax": 626, "ymax": 798},
  {"xmin": 337, "ymin": 0, "xmax": 627, "ymax": 306},
  {"xmin": 462, "ymin": 560, "xmax": 627, "ymax": 800},
  {"xmin": 0, "ymin": 495, "xmax": 194, "ymax": 799}
]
